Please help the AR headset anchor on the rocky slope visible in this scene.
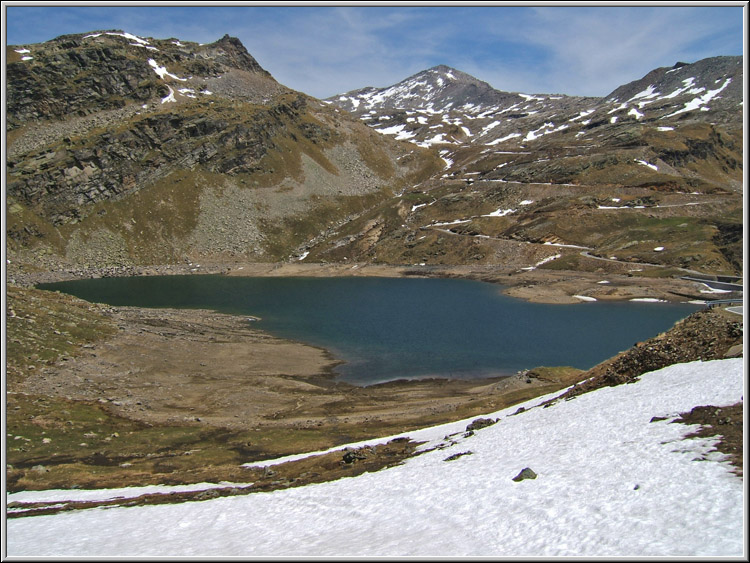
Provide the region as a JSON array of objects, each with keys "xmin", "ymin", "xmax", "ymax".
[
  {"xmin": 6, "ymin": 31, "xmax": 441, "ymax": 271},
  {"xmin": 330, "ymin": 58, "xmax": 742, "ymax": 149},
  {"xmin": 315, "ymin": 59, "xmax": 743, "ymax": 276},
  {"xmin": 5, "ymin": 33, "xmax": 743, "ymax": 280}
]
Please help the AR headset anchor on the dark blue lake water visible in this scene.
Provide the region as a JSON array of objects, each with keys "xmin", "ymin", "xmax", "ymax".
[{"xmin": 38, "ymin": 275, "xmax": 700, "ymax": 385}]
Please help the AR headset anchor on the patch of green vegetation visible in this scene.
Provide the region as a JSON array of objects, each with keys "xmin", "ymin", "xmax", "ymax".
[
  {"xmin": 574, "ymin": 160, "xmax": 676, "ymax": 188},
  {"xmin": 468, "ymin": 216, "xmax": 516, "ymax": 238},
  {"xmin": 528, "ymin": 208, "xmax": 741, "ymax": 275},
  {"xmin": 592, "ymin": 215, "xmax": 734, "ymax": 273},
  {"xmin": 6, "ymin": 286, "xmax": 117, "ymax": 388},
  {"xmin": 7, "ymin": 49, "xmax": 24, "ymax": 64},
  {"xmin": 526, "ymin": 366, "xmax": 585, "ymax": 381},
  {"xmin": 262, "ymin": 191, "xmax": 389, "ymax": 260},
  {"xmin": 628, "ymin": 267, "xmax": 688, "ymax": 279},
  {"xmin": 400, "ymin": 191, "xmax": 432, "ymax": 205},
  {"xmin": 6, "ymin": 390, "xmax": 423, "ymax": 492},
  {"xmin": 353, "ymin": 133, "xmax": 396, "ymax": 180},
  {"xmin": 538, "ymin": 253, "xmax": 582, "ymax": 271},
  {"xmin": 253, "ymin": 105, "xmax": 344, "ymax": 186},
  {"xmin": 5, "ymin": 392, "xmax": 266, "ymax": 491},
  {"xmin": 394, "ymin": 148, "xmax": 444, "ymax": 188},
  {"xmin": 57, "ymin": 167, "xmax": 207, "ymax": 264},
  {"xmin": 5, "ymin": 197, "xmax": 67, "ymax": 255},
  {"xmin": 645, "ymin": 123, "xmax": 743, "ymax": 188},
  {"xmin": 466, "ymin": 153, "xmax": 517, "ymax": 173},
  {"xmin": 250, "ymin": 135, "xmax": 308, "ymax": 188}
]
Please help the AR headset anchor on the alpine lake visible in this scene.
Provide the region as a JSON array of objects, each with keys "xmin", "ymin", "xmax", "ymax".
[{"xmin": 38, "ymin": 275, "xmax": 700, "ymax": 386}]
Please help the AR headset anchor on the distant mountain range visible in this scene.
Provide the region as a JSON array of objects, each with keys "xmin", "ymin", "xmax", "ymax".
[
  {"xmin": 5, "ymin": 31, "xmax": 743, "ymax": 277},
  {"xmin": 327, "ymin": 57, "xmax": 742, "ymax": 149}
]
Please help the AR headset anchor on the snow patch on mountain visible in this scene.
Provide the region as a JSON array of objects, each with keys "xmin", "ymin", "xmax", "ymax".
[
  {"xmin": 148, "ymin": 59, "xmax": 188, "ymax": 82},
  {"xmin": 663, "ymin": 78, "xmax": 732, "ymax": 118}
]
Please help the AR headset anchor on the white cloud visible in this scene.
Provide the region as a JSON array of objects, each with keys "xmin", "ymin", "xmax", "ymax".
[
  {"xmin": 6, "ymin": 6, "xmax": 743, "ymax": 99},
  {"xmin": 234, "ymin": 8, "xmax": 448, "ymax": 97},
  {"xmin": 471, "ymin": 6, "xmax": 744, "ymax": 97},
  {"xmin": 250, "ymin": 6, "xmax": 743, "ymax": 98}
]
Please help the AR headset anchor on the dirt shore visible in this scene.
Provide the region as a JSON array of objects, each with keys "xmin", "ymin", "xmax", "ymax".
[
  {"xmin": 9, "ymin": 259, "xmax": 715, "ymax": 305},
  {"xmin": 7, "ymin": 281, "xmax": 586, "ymax": 493},
  {"xmin": 222, "ymin": 262, "xmax": 715, "ymax": 304},
  {"xmin": 5, "ymin": 261, "xmax": 731, "ymax": 493},
  {"xmin": 15, "ymin": 304, "xmax": 538, "ymax": 435}
]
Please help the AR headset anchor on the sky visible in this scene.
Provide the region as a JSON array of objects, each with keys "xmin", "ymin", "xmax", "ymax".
[
  {"xmin": 3, "ymin": 4, "xmax": 746, "ymax": 99},
  {"xmin": 7, "ymin": 357, "xmax": 744, "ymax": 557}
]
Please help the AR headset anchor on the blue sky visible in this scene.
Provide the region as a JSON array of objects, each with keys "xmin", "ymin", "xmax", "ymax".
[{"xmin": 4, "ymin": 4, "xmax": 745, "ymax": 99}]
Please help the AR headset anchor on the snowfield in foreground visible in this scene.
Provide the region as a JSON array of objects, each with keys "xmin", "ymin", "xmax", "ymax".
[{"xmin": 6, "ymin": 358, "xmax": 745, "ymax": 558}]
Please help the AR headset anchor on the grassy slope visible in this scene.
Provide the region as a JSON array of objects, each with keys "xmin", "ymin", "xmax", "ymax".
[{"xmin": 7, "ymin": 95, "xmax": 442, "ymax": 268}]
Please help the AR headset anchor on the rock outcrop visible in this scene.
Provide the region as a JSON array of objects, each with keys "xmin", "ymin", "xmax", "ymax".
[
  {"xmin": 6, "ymin": 30, "xmax": 440, "ymax": 268},
  {"xmin": 6, "ymin": 31, "xmax": 742, "ymax": 277}
]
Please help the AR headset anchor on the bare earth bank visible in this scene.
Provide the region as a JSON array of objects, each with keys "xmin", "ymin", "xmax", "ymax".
[
  {"xmin": 6, "ymin": 262, "xmax": 739, "ymax": 498},
  {"xmin": 9, "ymin": 259, "xmax": 714, "ymax": 304}
]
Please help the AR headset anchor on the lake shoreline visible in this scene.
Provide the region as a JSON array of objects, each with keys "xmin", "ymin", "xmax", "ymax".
[
  {"xmin": 5, "ymin": 263, "xmax": 735, "ymax": 493},
  {"xmin": 7, "ymin": 277, "xmax": 741, "ymax": 495},
  {"xmin": 9, "ymin": 259, "xmax": 712, "ymax": 305},
  {"xmin": 35, "ymin": 273, "xmax": 701, "ymax": 387},
  {"xmin": 9, "ymin": 283, "xmax": 587, "ymax": 492}
]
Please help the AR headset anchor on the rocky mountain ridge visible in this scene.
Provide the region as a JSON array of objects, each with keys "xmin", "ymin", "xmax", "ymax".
[
  {"xmin": 5, "ymin": 32, "xmax": 743, "ymax": 280},
  {"xmin": 6, "ymin": 30, "xmax": 440, "ymax": 269},
  {"xmin": 332, "ymin": 64, "xmax": 531, "ymax": 115},
  {"xmin": 304, "ymin": 58, "xmax": 742, "ymax": 275},
  {"xmin": 7, "ymin": 31, "xmax": 277, "ymax": 128},
  {"xmin": 328, "ymin": 57, "xmax": 742, "ymax": 149}
]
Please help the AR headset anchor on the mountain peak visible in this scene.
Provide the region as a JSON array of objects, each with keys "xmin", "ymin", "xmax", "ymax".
[
  {"xmin": 427, "ymin": 64, "xmax": 460, "ymax": 75},
  {"xmin": 330, "ymin": 65, "xmax": 522, "ymax": 114},
  {"xmin": 6, "ymin": 30, "xmax": 282, "ymax": 128},
  {"xmin": 201, "ymin": 33, "xmax": 269, "ymax": 75},
  {"xmin": 603, "ymin": 55, "xmax": 742, "ymax": 122},
  {"xmin": 407, "ymin": 64, "xmax": 485, "ymax": 86}
]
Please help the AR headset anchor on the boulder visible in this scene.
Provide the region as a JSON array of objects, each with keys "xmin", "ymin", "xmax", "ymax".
[
  {"xmin": 512, "ymin": 467, "xmax": 537, "ymax": 482},
  {"xmin": 466, "ymin": 417, "xmax": 497, "ymax": 432}
]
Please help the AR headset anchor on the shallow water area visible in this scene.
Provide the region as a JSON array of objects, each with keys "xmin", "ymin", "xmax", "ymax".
[{"xmin": 38, "ymin": 275, "xmax": 700, "ymax": 385}]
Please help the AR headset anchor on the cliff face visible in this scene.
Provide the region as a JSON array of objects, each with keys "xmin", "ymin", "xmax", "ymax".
[
  {"xmin": 6, "ymin": 31, "xmax": 440, "ymax": 268},
  {"xmin": 6, "ymin": 31, "xmax": 274, "ymax": 128},
  {"xmin": 9, "ymin": 95, "xmax": 316, "ymax": 224}
]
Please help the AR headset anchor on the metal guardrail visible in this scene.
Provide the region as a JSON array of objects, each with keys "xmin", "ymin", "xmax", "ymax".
[
  {"xmin": 680, "ymin": 274, "xmax": 743, "ymax": 283},
  {"xmin": 704, "ymin": 298, "xmax": 744, "ymax": 307},
  {"xmin": 716, "ymin": 276, "xmax": 743, "ymax": 283},
  {"xmin": 680, "ymin": 276, "xmax": 744, "ymax": 292}
]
